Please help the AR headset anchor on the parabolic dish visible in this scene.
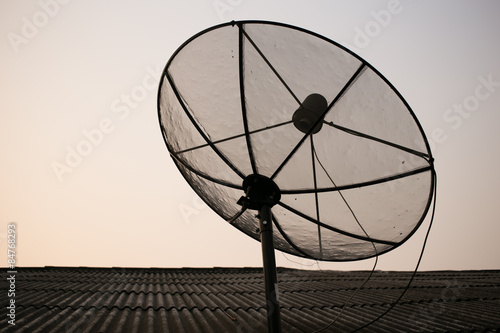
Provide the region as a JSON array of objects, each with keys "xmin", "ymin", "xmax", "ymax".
[{"xmin": 158, "ymin": 21, "xmax": 435, "ymax": 261}]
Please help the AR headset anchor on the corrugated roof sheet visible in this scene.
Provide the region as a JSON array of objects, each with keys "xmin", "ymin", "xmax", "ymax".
[{"xmin": 1, "ymin": 267, "xmax": 499, "ymax": 332}]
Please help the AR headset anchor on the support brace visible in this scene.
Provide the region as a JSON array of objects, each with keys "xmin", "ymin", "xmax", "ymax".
[
  {"xmin": 238, "ymin": 174, "xmax": 282, "ymax": 333},
  {"xmin": 259, "ymin": 205, "xmax": 282, "ymax": 333}
]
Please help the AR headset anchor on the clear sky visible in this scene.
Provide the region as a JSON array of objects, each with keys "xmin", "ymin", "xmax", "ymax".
[{"xmin": 1, "ymin": 0, "xmax": 499, "ymax": 271}]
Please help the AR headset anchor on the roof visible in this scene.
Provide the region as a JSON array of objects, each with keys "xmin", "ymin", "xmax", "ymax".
[{"xmin": 1, "ymin": 266, "xmax": 499, "ymax": 332}]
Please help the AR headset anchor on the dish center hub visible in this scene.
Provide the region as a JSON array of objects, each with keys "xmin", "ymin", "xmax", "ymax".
[{"xmin": 237, "ymin": 174, "xmax": 281, "ymax": 210}]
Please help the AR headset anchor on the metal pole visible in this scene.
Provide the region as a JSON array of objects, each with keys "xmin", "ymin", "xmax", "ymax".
[{"xmin": 258, "ymin": 205, "xmax": 282, "ymax": 333}]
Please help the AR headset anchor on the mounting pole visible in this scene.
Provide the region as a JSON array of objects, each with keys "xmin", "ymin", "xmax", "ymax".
[
  {"xmin": 259, "ymin": 205, "xmax": 282, "ymax": 333},
  {"xmin": 237, "ymin": 174, "xmax": 282, "ymax": 333}
]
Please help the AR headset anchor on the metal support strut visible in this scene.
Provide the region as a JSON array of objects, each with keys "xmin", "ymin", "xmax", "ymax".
[
  {"xmin": 238, "ymin": 174, "xmax": 282, "ymax": 333},
  {"xmin": 259, "ymin": 205, "xmax": 282, "ymax": 333}
]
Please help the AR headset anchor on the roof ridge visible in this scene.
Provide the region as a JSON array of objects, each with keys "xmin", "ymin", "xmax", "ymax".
[
  {"xmin": 18, "ymin": 287, "xmax": 267, "ymax": 297},
  {"xmin": 11, "ymin": 266, "xmax": 500, "ymax": 273},
  {"xmin": 15, "ymin": 303, "xmax": 268, "ymax": 312}
]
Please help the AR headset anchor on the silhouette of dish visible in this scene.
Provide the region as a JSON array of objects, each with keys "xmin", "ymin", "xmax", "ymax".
[{"xmin": 158, "ymin": 20, "xmax": 435, "ymax": 261}]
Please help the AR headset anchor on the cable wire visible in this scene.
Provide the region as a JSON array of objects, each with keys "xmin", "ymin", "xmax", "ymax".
[
  {"xmin": 350, "ymin": 170, "xmax": 438, "ymax": 332},
  {"xmin": 312, "ymin": 256, "xmax": 378, "ymax": 333},
  {"xmin": 311, "ymin": 143, "xmax": 379, "ymax": 332},
  {"xmin": 280, "ymin": 252, "xmax": 317, "ymax": 267},
  {"xmin": 311, "ymin": 143, "xmax": 437, "ymax": 332}
]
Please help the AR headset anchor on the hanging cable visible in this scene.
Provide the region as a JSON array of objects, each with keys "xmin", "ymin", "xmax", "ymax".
[
  {"xmin": 350, "ymin": 170, "xmax": 438, "ymax": 332},
  {"xmin": 311, "ymin": 143, "xmax": 379, "ymax": 332},
  {"xmin": 312, "ymin": 144, "xmax": 377, "ymax": 254},
  {"xmin": 279, "ymin": 251, "xmax": 378, "ymax": 332},
  {"xmin": 312, "ymin": 256, "xmax": 378, "ymax": 333},
  {"xmin": 281, "ymin": 252, "xmax": 318, "ymax": 267}
]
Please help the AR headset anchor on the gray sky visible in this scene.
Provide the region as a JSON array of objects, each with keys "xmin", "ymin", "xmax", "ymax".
[{"xmin": 1, "ymin": 0, "xmax": 499, "ymax": 271}]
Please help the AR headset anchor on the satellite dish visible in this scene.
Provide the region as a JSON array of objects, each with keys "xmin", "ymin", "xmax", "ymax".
[{"xmin": 158, "ymin": 20, "xmax": 435, "ymax": 332}]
